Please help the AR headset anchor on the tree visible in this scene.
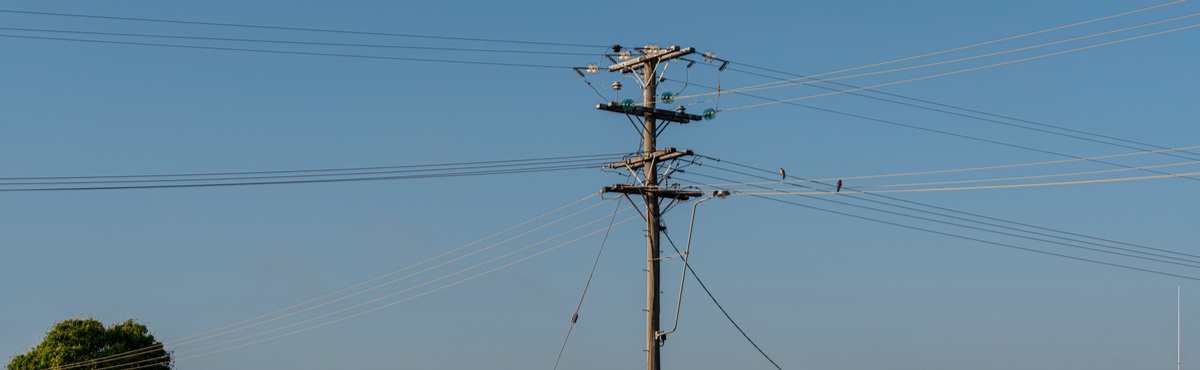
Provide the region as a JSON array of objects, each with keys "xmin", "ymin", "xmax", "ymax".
[{"xmin": 6, "ymin": 318, "xmax": 171, "ymax": 370}]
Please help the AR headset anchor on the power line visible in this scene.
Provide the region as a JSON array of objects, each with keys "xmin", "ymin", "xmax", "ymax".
[
  {"xmin": 677, "ymin": 171, "xmax": 1200, "ymax": 282},
  {"xmin": 54, "ymin": 203, "xmax": 635, "ymax": 370},
  {"xmin": 0, "ymin": 26, "xmax": 605, "ymax": 56},
  {"xmin": 0, "ymin": 163, "xmax": 606, "ymax": 192},
  {"xmin": 691, "ymin": 12, "xmax": 1200, "ymax": 101},
  {"xmin": 691, "ymin": 157, "xmax": 1200, "ymax": 263},
  {"xmin": 168, "ymin": 193, "xmax": 601, "ymax": 345},
  {"xmin": 27, "ymin": 344, "xmax": 167, "ymax": 370},
  {"xmin": 168, "ymin": 215, "xmax": 638, "ymax": 368},
  {"xmin": 718, "ymin": 62, "xmax": 1200, "ymax": 163},
  {"xmin": 52, "ymin": 351, "xmax": 170, "ymax": 370},
  {"xmin": 702, "ymin": 161, "xmax": 1200, "ymax": 266},
  {"xmin": 699, "ymin": 150, "xmax": 1200, "ymax": 189},
  {"xmin": 687, "ymin": 165, "xmax": 1200, "ymax": 269},
  {"xmin": 0, "ymin": 157, "xmax": 618, "ymax": 186},
  {"xmin": 807, "ymin": 0, "xmax": 1185, "ymax": 79},
  {"xmin": 35, "ymin": 194, "xmax": 611, "ymax": 370},
  {"xmin": 717, "ymin": 22, "xmax": 1200, "ymax": 112},
  {"xmin": 830, "ymin": 163, "xmax": 1200, "ymax": 191},
  {"xmin": 170, "ymin": 210, "xmax": 630, "ymax": 357},
  {"xmin": 659, "ymin": 231, "xmax": 785, "ymax": 370},
  {"xmin": 0, "ymin": 33, "xmax": 578, "ymax": 69},
  {"xmin": 730, "ymin": 170, "xmax": 1200, "ymax": 193},
  {"xmin": 673, "ymin": 81, "xmax": 1200, "ymax": 184},
  {"xmin": 42, "ymin": 194, "xmax": 617, "ymax": 370},
  {"xmin": 169, "ymin": 199, "xmax": 621, "ymax": 352},
  {"xmin": 804, "ymin": 146, "xmax": 1200, "ymax": 183},
  {"xmin": 0, "ymin": 9, "xmax": 607, "ymax": 48},
  {"xmin": 684, "ymin": 64, "xmax": 1200, "ymax": 167},
  {"xmin": 721, "ymin": 158, "xmax": 1200, "ymax": 262},
  {"xmin": 553, "ymin": 199, "xmax": 623, "ymax": 370},
  {"xmin": 807, "ymin": 13, "xmax": 1200, "ymax": 84},
  {"xmin": 669, "ymin": 59, "xmax": 1200, "ymax": 166},
  {"xmin": 712, "ymin": 162, "xmax": 1200, "ymax": 193},
  {"xmin": 2, "ymin": 151, "xmax": 628, "ymax": 180}
]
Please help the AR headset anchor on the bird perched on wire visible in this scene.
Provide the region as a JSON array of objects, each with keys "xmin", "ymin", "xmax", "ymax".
[
  {"xmin": 779, "ymin": 167, "xmax": 786, "ymax": 180},
  {"xmin": 836, "ymin": 179, "xmax": 843, "ymax": 192}
]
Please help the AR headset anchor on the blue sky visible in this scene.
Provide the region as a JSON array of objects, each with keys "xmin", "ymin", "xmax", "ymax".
[{"xmin": 2, "ymin": 1, "xmax": 1199, "ymax": 369}]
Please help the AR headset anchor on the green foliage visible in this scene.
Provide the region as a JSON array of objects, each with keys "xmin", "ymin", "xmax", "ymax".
[{"xmin": 6, "ymin": 318, "xmax": 171, "ymax": 370}]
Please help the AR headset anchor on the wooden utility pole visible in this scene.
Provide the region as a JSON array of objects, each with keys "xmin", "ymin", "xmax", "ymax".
[
  {"xmin": 640, "ymin": 57, "xmax": 666, "ymax": 370},
  {"xmin": 597, "ymin": 45, "xmax": 704, "ymax": 370}
]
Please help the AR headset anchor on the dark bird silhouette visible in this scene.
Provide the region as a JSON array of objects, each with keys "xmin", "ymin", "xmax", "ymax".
[
  {"xmin": 779, "ymin": 167, "xmax": 786, "ymax": 180},
  {"xmin": 836, "ymin": 180, "xmax": 843, "ymax": 192}
]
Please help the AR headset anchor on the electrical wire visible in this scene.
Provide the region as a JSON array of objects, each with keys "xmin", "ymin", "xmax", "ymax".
[
  {"xmin": 167, "ymin": 193, "xmax": 600, "ymax": 344},
  {"xmin": 717, "ymin": 22, "xmax": 1200, "ymax": 112},
  {"xmin": 0, "ymin": 9, "xmax": 607, "ymax": 48},
  {"xmin": 710, "ymin": 158, "xmax": 1200, "ymax": 262},
  {"xmin": 695, "ymin": 146, "xmax": 1200, "ymax": 188},
  {"xmin": 59, "ymin": 351, "xmax": 169, "ymax": 370},
  {"xmin": 576, "ymin": 69, "xmax": 611, "ymax": 102},
  {"xmin": 120, "ymin": 210, "xmax": 633, "ymax": 370},
  {"xmin": 0, "ymin": 163, "xmax": 604, "ymax": 192},
  {"xmin": 670, "ymin": 81, "xmax": 1200, "ymax": 184},
  {"xmin": 705, "ymin": 59, "xmax": 1200, "ymax": 164},
  {"xmin": 659, "ymin": 232, "xmax": 784, "ymax": 370},
  {"xmin": 552, "ymin": 199, "xmax": 623, "ymax": 370},
  {"xmin": 0, "ymin": 152, "xmax": 628, "ymax": 181},
  {"xmin": 667, "ymin": 63, "xmax": 1200, "ymax": 167},
  {"xmin": 813, "ymin": 146, "xmax": 1200, "ymax": 182},
  {"xmin": 168, "ymin": 215, "xmax": 640, "ymax": 368},
  {"xmin": 833, "ymin": 161, "xmax": 1200, "ymax": 190},
  {"xmin": 28, "ymin": 344, "xmax": 168, "ymax": 370},
  {"xmin": 687, "ymin": 166, "xmax": 1200, "ymax": 269},
  {"xmin": 0, "ymin": 157, "xmax": 616, "ymax": 186},
  {"xmin": 57, "ymin": 210, "xmax": 632, "ymax": 370},
  {"xmin": 170, "ymin": 209, "xmax": 629, "ymax": 358},
  {"xmin": 34, "ymin": 194, "xmax": 613, "ymax": 370},
  {"xmin": 676, "ymin": 171, "xmax": 1200, "ymax": 281},
  {"xmin": 807, "ymin": 0, "xmax": 1185, "ymax": 79},
  {"xmin": 0, "ymin": 26, "xmax": 608, "ymax": 56},
  {"xmin": 169, "ymin": 199, "xmax": 621, "ymax": 350},
  {"xmin": 56, "ymin": 206, "xmax": 636, "ymax": 370},
  {"xmin": 732, "ymin": 170, "xmax": 1200, "ymax": 195},
  {"xmin": 701, "ymin": 161, "xmax": 1200, "ymax": 267},
  {"xmin": 705, "ymin": 160, "xmax": 1200, "ymax": 191},
  {"xmin": 0, "ymin": 33, "xmax": 577, "ymax": 69},
  {"xmin": 811, "ymin": 13, "xmax": 1200, "ymax": 84},
  {"xmin": 706, "ymin": 12, "xmax": 1200, "ymax": 99},
  {"xmin": 681, "ymin": 12, "xmax": 1200, "ymax": 102},
  {"xmin": 688, "ymin": 158, "xmax": 1200, "ymax": 263}
]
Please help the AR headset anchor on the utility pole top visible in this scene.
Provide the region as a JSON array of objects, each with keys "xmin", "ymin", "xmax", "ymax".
[{"xmin": 607, "ymin": 46, "xmax": 696, "ymax": 73}]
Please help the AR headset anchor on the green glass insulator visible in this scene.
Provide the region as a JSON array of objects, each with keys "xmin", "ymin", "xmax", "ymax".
[{"xmin": 621, "ymin": 99, "xmax": 636, "ymax": 112}]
